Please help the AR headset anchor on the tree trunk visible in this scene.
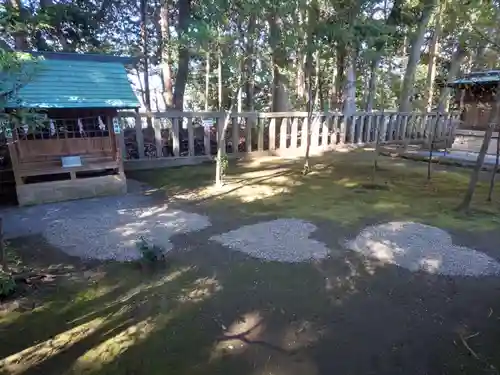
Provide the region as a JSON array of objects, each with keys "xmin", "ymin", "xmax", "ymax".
[
  {"xmin": 173, "ymin": 0, "xmax": 191, "ymax": 110},
  {"xmin": 205, "ymin": 52, "xmax": 210, "ymax": 111},
  {"xmin": 365, "ymin": 57, "xmax": 380, "ymax": 112},
  {"xmin": 218, "ymin": 43, "xmax": 222, "ymax": 110},
  {"xmin": 303, "ymin": 0, "xmax": 317, "ymax": 175},
  {"xmin": 459, "ymin": 94, "xmax": 500, "ymax": 211},
  {"xmin": 160, "ymin": 0, "xmax": 174, "ymax": 108},
  {"xmin": 9, "ymin": 0, "xmax": 27, "ymax": 50},
  {"xmin": 425, "ymin": 0, "xmax": 445, "ymax": 112},
  {"xmin": 399, "ymin": 0, "xmax": 436, "ymax": 113},
  {"xmin": 140, "ymin": 0, "xmax": 152, "ymax": 125},
  {"xmin": 268, "ymin": 14, "xmax": 292, "ymax": 112},
  {"xmin": 343, "ymin": 49, "xmax": 356, "ymax": 117},
  {"xmin": 437, "ymin": 43, "xmax": 468, "ymax": 113},
  {"xmin": 245, "ymin": 15, "xmax": 255, "ymax": 111},
  {"xmin": 328, "ymin": 57, "xmax": 338, "ymax": 111},
  {"xmin": 487, "ymin": 128, "xmax": 500, "ymax": 201},
  {"xmin": 0, "ymin": 218, "xmax": 6, "ymax": 272}
]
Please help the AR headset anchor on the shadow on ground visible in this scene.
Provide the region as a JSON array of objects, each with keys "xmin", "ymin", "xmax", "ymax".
[
  {"xmin": 2, "ymin": 151, "xmax": 500, "ymax": 374},
  {"xmin": 1, "ymin": 218, "xmax": 500, "ymax": 375},
  {"xmin": 128, "ymin": 151, "xmax": 500, "ymax": 231}
]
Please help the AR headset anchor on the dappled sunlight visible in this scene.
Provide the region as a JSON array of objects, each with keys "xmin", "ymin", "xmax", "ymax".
[
  {"xmin": 211, "ymin": 311, "xmax": 265, "ymax": 359},
  {"xmin": 118, "ymin": 266, "xmax": 194, "ymax": 304},
  {"xmin": 0, "ymin": 317, "xmax": 107, "ymax": 375},
  {"xmin": 177, "ymin": 276, "xmax": 222, "ymax": 303},
  {"xmin": 347, "ymin": 221, "xmax": 500, "ymax": 276},
  {"xmin": 281, "ymin": 320, "xmax": 327, "ymax": 351},
  {"xmin": 67, "ymin": 317, "xmax": 163, "ymax": 375}
]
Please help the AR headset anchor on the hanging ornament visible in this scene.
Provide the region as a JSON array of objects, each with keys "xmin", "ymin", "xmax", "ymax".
[
  {"xmin": 78, "ymin": 118, "xmax": 84, "ymax": 134},
  {"xmin": 98, "ymin": 116, "xmax": 106, "ymax": 131},
  {"xmin": 50, "ymin": 119, "xmax": 56, "ymax": 136}
]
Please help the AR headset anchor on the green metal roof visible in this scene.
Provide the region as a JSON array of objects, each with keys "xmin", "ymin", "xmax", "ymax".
[
  {"xmin": 6, "ymin": 53, "xmax": 140, "ymax": 109},
  {"xmin": 448, "ymin": 70, "xmax": 500, "ymax": 87}
]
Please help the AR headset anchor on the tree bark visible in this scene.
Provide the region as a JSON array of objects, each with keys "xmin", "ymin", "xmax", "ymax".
[
  {"xmin": 365, "ymin": 57, "xmax": 380, "ymax": 111},
  {"xmin": 245, "ymin": 15, "xmax": 255, "ymax": 111},
  {"xmin": 268, "ymin": 14, "xmax": 292, "ymax": 112},
  {"xmin": 160, "ymin": 0, "xmax": 174, "ymax": 108},
  {"xmin": 437, "ymin": 43, "xmax": 468, "ymax": 113},
  {"xmin": 399, "ymin": 0, "xmax": 437, "ymax": 113},
  {"xmin": 9, "ymin": 0, "xmax": 28, "ymax": 50},
  {"xmin": 218, "ymin": 42, "xmax": 222, "ymax": 110},
  {"xmin": 0, "ymin": 218, "xmax": 6, "ymax": 272},
  {"xmin": 425, "ymin": 0, "xmax": 445, "ymax": 112},
  {"xmin": 459, "ymin": 92, "xmax": 500, "ymax": 211},
  {"xmin": 343, "ymin": 49, "xmax": 356, "ymax": 117},
  {"xmin": 487, "ymin": 128, "xmax": 500, "ymax": 201},
  {"xmin": 173, "ymin": 0, "xmax": 191, "ymax": 110},
  {"xmin": 205, "ymin": 52, "xmax": 210, "ymax": 111},
  {"xmin": 140, "ymin": 0, "xmax": 152, "ymax": 124}
]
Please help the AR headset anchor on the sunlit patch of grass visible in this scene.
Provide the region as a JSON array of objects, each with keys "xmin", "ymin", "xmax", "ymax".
[{"xmin": 132, "ymin": 152, "xmax": 500, "ymax": 230}]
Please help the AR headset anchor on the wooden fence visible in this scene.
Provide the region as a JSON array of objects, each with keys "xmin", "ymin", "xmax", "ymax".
[{"xmin": 116, "ymin": 111, "xmax": 460, "ymax": 171}]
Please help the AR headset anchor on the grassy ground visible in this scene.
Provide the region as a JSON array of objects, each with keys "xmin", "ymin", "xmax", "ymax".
[
  {"xmin": 128, "ymin": 150, "xmax": 500, "ymax": 230},
  {"xmin": 2, "ymin": 151, "xmax": 500, "ymax": 375},
  {"xmin": 2, "ymin": 231, "xmax": 500, "ymax": 375}
]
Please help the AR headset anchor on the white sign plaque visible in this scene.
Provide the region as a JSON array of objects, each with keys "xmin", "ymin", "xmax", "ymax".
[{"xmin": 61, "ymin": 156, "xmax": 82, "ymax": 168}]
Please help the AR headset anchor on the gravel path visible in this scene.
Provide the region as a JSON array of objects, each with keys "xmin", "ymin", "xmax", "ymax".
[
  {"xmin": 347, "ymin": 221, "xmax": 500, "ymax": 276},
  {"xmin": 210, "ymin": 219, "xmax": 330, "ymax": 263},
  {"xmin": 1, "ymin": 193, "xmax": 211, "ymax": 261}
]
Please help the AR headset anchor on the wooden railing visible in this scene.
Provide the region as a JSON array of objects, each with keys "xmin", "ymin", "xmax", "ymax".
[{"xmin": 116, "ymin": 111, "xmax": 461, "ymax": 170}]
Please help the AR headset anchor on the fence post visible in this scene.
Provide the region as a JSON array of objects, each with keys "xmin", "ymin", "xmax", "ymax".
[
  {"xmin": 187, "ymin": 117, "xmax": 195, "ymax": 156},
  {"xmin": 301, "ymin": 116, "xmax": 309, "ymax": 150},
  {"xmin": 269, "ymin": 118, "xmax": 276, "ymax": 151},
  {"xmin": 290, "ymin": 118, "xmax": 298, "ymax": 149},
  {"xmin": 366, "ymin": 114, "xmax": 373, "ymax": 143},
  {"xmin": 311, "ymin": 115, "xmax": 320, "ymax": 149},
  {"xmin": 257, "ymin": 118, "xmax": 264, "ymax": 151},
  {"xmin": 172, "ymin": 117, "xmax": 180, "ymax": 157},
  {"xmin": 135, "ymin": 112, "xmax": 145, "ymax": 159},
  {"xmin": 204, "ymin": 117, "xmax": 212, "ymax": 156},
  {"xmin": 153, "ymin": 116, "xmax": 162, "ymax": 158},
  {"xmin": 322, "ymin": 114, "xmax": 329, "ymax": 148},
  {"xmin": 279, "ymin": 117, "xmax": 287, "ymax": 149},
  {"xmin": 246, "ymin": 114, "xmax": 253, "ymax": 153},
  {"xmin": 232, "ymin": 117, "xmax": 239, "ymax": 154}
]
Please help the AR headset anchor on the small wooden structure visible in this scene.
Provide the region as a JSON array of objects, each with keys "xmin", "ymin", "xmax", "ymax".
[
  {"xmin": 448, "ymin": 70, "xmax": 500, "ymax": 131},
  {"xmin": 4, "ymin": 52, "xmax": 139, "ymax": 205}
]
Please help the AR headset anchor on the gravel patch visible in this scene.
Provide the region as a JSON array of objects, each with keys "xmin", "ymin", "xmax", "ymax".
[
  {"xmin": 1, "ymin": 194, "xmax": 211, "ymax": 261},
  {"xmin": 347, "ymin": 221, "xmax": 500, "ymax": 276},
  {"xmin": 210, "ymin": 219, "xmax": 330, "ymax": 263}
]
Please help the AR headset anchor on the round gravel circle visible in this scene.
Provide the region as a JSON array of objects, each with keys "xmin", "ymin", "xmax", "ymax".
[
  {"xmin": 210, "ymin": 219, "xmax": 330, "ymax": 263},
  {"xmin": 2, "ymin": 194, "xmax": 211, "ymax": 262},
  {"xmin": 347, "ymin": 221, "xmax": 500, "ymax": 277}
]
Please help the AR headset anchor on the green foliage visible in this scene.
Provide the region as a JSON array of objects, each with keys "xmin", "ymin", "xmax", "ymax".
[
  {"xmin": 218, "ymin": 154, "xmax": 229, "ymax": 177},
  {"xmin": 0, "ymin": 271, "xmax": 15, "ymax": 298},
  {"xmin": 136, "ymin": 236, "xmax": 166, "ymax": 264}
]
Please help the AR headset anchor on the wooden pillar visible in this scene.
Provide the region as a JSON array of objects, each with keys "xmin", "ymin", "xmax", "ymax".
[
  {"xmin": 204, "ymin": 118, "xmax": 212, "ymax": 156},
  {"xmin": 322, "ymin": 114, "xmax": 329, "ymax": 148},
  {"xmin": 153, "ymin": 116, "xmax": 162, "ymax": 158},
  {"xmin": 246, "ymin": 115, "xmax": 254, "ymax": 153},
  {"xmin": 290, "ymin": 118, "xmax": 298, "ymax": 149},
  {"xmin": 279, "ymin": 118, "xmax": 288, "ymax": 149},
  {"xmin": 135, "ymin": 112, "xmax": 145, "ymax": 159},
  {"xmin": 269, "ymin": 118, "xmax": 276, "ymax": 151},
  {"xmin": 172, "ymin": 117, "xmax": 180, "ymax": 157},
  {"xmin": 6, "ymin": 131, "xmax": 22, "ymax": 187},
  {"xmin": 257, "ymin": 118, "xmax": 264, "ymax": 151},
  {"xmin": 187, "ymin": 118, "xmax": 195, "ymax": 156},
  {"xmin": 232, "ymin": 117, "xmax": 239, "ymax": 154}
]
